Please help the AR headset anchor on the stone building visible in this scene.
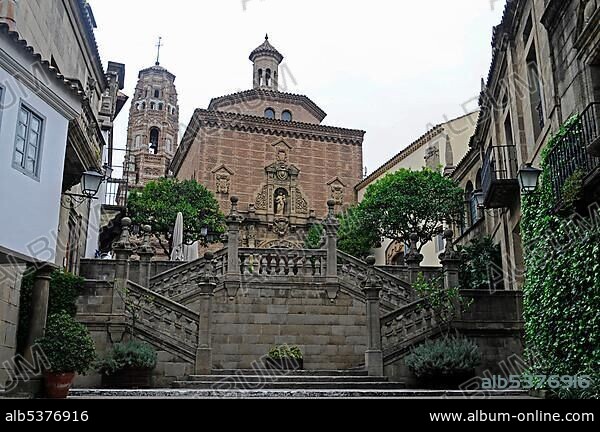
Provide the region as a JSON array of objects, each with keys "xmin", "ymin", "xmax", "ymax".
[
  {"xmin": 124, "ymin": 60, "xmax": 179, "ymax": 190},
  {"xmin": 171, "ymin": 36, "xmax": 365, "ymax": 248},
  {"xmin": 355, "ymin": 112, "xmax": 479, "ymax": 267},
  {"xmin": 450, "ymin": 0, "xmax": 599, "ymax": 291},
  {"xmin": 0, "ymin": 0, "xmax": 125, "ymax": 391}
]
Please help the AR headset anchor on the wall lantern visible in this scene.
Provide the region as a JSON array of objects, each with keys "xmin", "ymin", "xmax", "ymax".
[{"xmin": 517, "ymin": 163, "xmax": 543, "ymax": 194}]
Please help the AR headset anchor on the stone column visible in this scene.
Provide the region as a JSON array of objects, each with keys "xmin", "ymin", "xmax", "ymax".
[
  {"xmin": 405, "ymin": 233, "xmax": 424, "ymax": 287},
  {"xmin": 323, "ymin": 199, "xmax": 340, "ymax": 299},
  {"xmin": 195, "ymin": 252, "xmax": 216, "ymax": 375},
  {"xmin": 363, "ymin": 256, "xmax": 384, "ymax": 377},
  {"xmin": 111, "ymin": 217, "xmax": 133, "ymax": 342},
  {"xmin": 224, "ymin": 197, "xmax": 243, "ymax": 298},
  {"xmin": 24, "ymin": 264, "xmax": 56, "ymax": 362},
  {"xmin": 439, "ymin": 230, "xmax": 461, "ymax": 291},
  {"xmin": 137, "ymin": 225, "xmax": 155, "ymax": 288}
]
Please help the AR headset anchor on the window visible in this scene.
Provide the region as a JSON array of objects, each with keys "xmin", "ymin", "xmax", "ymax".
[
  {"xmin": 158, "ymin": 103, "xmax": 163, "ymax": 111},
  {"xmin": 135, "ymin": 135, "xmax": 141, "ymax": 148},
  {"xmin": 527, "ymin": 45, "xmax": 545, "ymax": 137},
  {"xmin": 264, "ymin": 108, "xmax": 276, "ymax": 119},
  {"xmin": 149, "ymin": 127, "xmax": 160, "ymax": 154},
  {"xmin": 266, "ymin": 69, "xmax": 272, "ymax": 87},
  {"xmin": 13, "ymin": 104, "xmax": 43, "ymax": 178},
  {"xmin": 166, "ymin": 138, "xmax": 172, "ymax": 153},
  {"xmin": 171, "ymin": 107, "xmax": 176, "ymax": 115},
  {"xmin": 465, "ymin": 182, "xmax": 478, "ymax": 227},
  {"xmin": 142, "ymin": 102, "xmax": 146, "ymax": 110},
  {"xmin": 258, "ymin": 69, "xmax": 264, "ymax": 87},
  {"xmin": 150, "ymin": 102, "xmax": 156, "ymax": 110},
  {"xmin": 282, "ymin": 110, "xmax": 292, "ymax": 122},
  {"xmin": 154, "ymin": 89, "xmax": 160, "ymax": 98},
  {"xmin": 435, "ymin": 234, "xmax": 445, "ymax": 253}
]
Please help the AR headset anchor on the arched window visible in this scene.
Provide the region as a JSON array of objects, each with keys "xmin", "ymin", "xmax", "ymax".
[
  {"xmin": 158, "ymin": 103, "xmax": 163, "ymax": 111},
  {"xmin": 171, "ymin": 107, "xmax": 176, "ymax": 115},
  {"xmin": 134, "ymin": 135, "xmax": 141, "ymax": 148},
  {"xmin": 154, "ymin": 89, "xmax": 160, "ymax": 98},
  {"xmin": 258, "ymin": 69, "xmax": 264, "ymax": 87},
  {"xmin": 150, "ymin": 102, "xmax": 156, "ymax": 110},
  {"xmin": 141, "ymin": 102, "xmax": 146, "ymax": 110},
  {"xmin": 282, "ymin": 110, "xmax": 292, "ymax": 122},
  {"xmin": 475, "ymin": 169, "xmax": 482, "ymax": 190},
  {"xmin": 149, "ymin": 128, "xmax": 160, "ymax": 154},
  {"xmin": 264, "ymin": 108, "xmax": 276, "ymax": 119},
  {"xmin": 266, "ymin": 69, "xmax": 272, "ymax": 87},
  {"xmin": 166, "ymin": 138, "xmax": 172, "ymax": 153}
]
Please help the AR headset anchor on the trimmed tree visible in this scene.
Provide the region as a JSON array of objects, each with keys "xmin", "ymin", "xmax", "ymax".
[
  {"xmin": 337, "ymin": 206, "xmax": 380, "ymax": 260},
  {"xmin": 127, "ymin": 178, "xmax": 226, "ymax": 255},
  {"xmin": 360, "ymin": 169, "xmax": 464, "ymax": 252}
]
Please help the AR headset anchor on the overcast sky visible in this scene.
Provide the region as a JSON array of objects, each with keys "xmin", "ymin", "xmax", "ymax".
[{"xmin": 91, "ymin": 0, "xmax": 507, "ymax": 174}]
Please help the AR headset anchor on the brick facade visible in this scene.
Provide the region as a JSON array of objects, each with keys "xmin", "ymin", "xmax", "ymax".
[{"xmin": 171, "ymin": 38, "xmax": 364, "ymax": 247}]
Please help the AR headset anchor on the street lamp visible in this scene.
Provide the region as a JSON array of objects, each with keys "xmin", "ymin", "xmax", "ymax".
[
  {"xmin": 518, "ymin": 163, "xmax": 543, "ymax": 194},
  {"xmin": 473, "ymin": 189, "xmax": 485, "ymax": 208},
  {"xmin": 81, "ymin": 170, "xmax": 105, "ymax": 199}
]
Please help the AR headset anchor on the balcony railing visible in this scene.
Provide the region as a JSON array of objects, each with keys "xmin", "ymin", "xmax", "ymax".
[
  {"xmin": 546, "ymin": 103, "xmax": 600, "ymax": 204},
  {"xmin": 104, "ymin": 178, "xmax": 128, "ymax": 207},
  {"xmin": 482, "ymin": 144, "xmax": 520, "ymax": 209}
]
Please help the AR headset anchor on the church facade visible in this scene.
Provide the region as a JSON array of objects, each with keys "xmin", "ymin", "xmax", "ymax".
[{"xmin": 171, "ymin": 37, "xmax": 365, "ymax": 248}]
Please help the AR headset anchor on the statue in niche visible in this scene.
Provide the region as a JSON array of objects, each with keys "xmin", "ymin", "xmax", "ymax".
[
  {"xmin": 277, "ymin": 149, "xmax": 288, "ymax": 164},
  {"xmin": 275, "ymin": 191, "xmax": 287, "ymax": 216}
]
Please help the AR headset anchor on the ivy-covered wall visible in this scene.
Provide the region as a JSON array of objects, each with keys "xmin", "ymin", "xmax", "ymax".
[{"xmin": 521, "ymin": 119, "xmax": 600, "ymax": 398}]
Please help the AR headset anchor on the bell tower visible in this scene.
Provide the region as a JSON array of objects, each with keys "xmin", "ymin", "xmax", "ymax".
[
  {"xmin": 250, "ymin": 34, "xmax": 284, "ymax": 91},
  {"xmin": 125, "ymin": 39, "xmax": 179, "ymax": 189}
]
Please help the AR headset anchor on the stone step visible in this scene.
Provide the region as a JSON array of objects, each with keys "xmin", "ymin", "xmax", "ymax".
[
  {"xmin": 183, "ymin": 375, "xmax": 388, "ymax": 383},
  {"xmin": 211, "ymin": 369, "xmax": 369, "ymax": 377},
  {"xmin": 69, "ymin": 389, "xmax": 532, "ymax": 399},
  {"xmin": 172, "ymin": 380, "xmax": 406, "ymax": 390}
]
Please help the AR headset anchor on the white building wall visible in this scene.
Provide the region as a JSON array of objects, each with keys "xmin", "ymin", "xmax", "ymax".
[{"xmin": 0, "ymin": 66, "xmax": 70, "ymax": 263}]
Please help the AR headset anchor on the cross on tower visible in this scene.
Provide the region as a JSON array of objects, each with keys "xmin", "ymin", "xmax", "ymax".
[{"xmin": 155, "ymin": 37, "xmax": 163, "ymax": 66}]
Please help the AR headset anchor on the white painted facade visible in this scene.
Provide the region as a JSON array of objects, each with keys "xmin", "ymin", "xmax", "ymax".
[{"xmin": 0, "ymin": 31, "xmax": 80, "ymax": 264}]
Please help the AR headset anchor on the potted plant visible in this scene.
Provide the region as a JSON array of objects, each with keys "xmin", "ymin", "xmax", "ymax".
[
  {"xmin": 266, "ymin": 345, "xmax": 304, "ymax": 371},
  {"xmin": 405, "ymin": 337, "xmax": 481, "ymax": 389},
  {"xmin": 96, "ymin": 340, "xmax": 157, "ymax": 389},
  {"xmin": 36, "ymin": 312, "xmax": 96, "ymax": 399}
]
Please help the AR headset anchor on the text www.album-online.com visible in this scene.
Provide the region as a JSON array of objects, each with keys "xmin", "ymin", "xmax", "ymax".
[{"xmin": 430, "ymin": 411, "xmax": 595, "ymax": 423}]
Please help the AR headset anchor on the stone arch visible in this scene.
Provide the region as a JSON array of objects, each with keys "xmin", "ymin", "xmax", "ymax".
[{"xmin": 386, "ymin": 241, "xmax": 405, "ymax": 266}]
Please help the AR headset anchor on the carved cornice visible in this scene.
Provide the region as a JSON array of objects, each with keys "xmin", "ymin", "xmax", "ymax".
[
  {"xmin": 171, "ymin": 109, "xmax": 365, "ymax": 175},
  {"xmin": 209, "ymin": 89, "xmax": 327, "ymax": 122}
]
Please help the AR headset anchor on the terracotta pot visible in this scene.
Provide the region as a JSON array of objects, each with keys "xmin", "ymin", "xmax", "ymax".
[{"xmin": 44, "ymin": 372, "xmax": 75, "ymax": 399}]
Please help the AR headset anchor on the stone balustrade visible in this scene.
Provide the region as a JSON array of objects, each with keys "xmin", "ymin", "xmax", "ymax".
[
  {"xmin": 380, "ymin": 298, "xmax": 440, "ymax": 362},
  {"xmin": 239, "ymin": 248, "xmax": 327, "ymax": 278},
  {"xmin": 126, "ymin": 281, "xmax": 200, "ymax": 363},
  {"xmin": 148, "ymin": 249, "xmax": 227, "ymax": 298},
  {"xmin": 337, "ymin": 251, "xmax": 413, "ymax": 309}
]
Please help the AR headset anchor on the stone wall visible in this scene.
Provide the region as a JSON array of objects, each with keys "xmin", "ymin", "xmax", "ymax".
[
  {"xmin": 384, "ymin": 290, "xmax": 524, "ymax": 386},
  {"xmin": 209, "ymin": 285, "xmax": 367, "ymax": 371},
  {"xmin": 0, "ymin": 263, "xmax": 26, "ymax": 388}
]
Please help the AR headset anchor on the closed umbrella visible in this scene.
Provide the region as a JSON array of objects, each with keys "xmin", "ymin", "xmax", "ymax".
[{"xmin": 170, "ymin": 212, "xmax": 185, "ymax": 261}]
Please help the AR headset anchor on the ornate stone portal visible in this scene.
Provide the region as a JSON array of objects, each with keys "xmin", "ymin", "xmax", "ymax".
[{"xmin": 245, "ymin": 141, "xmax": 312, "ymax": 248}]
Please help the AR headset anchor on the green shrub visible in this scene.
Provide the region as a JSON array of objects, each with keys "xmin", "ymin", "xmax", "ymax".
[
  {"xmin": 405, "ymin": 337, "xmax": 481, "ymax": 379},
  {"xmin": 17, "ymin": 270, "xmax": 84, "ymax": 352},
  {"xmin": 458, "ymin": 237, "xmax": 504, "ymax": 290},
  {"xmin": 268, "ymin": 345, "xmax": 303, "ymax": 360},
  {"xmin": 36, "ymin": 312, "xmax": 96, "ymax": 375},
  {"xmin": 521, "ymin": 115, "xmax": 600, "ymax": 399},
  {"xmin": 304, "ymin": 224, "xmax": 324, "ymax": 249},
  {"xmin": 96, "ymin": 340, "xmax": 157, "ymax": 376}
]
